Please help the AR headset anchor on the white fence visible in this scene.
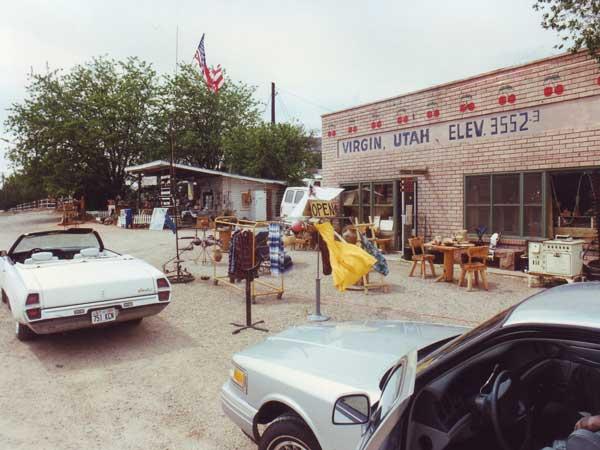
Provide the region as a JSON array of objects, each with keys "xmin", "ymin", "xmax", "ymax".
[
  {"xmin": 9, "ymin": 198, "xmax": 57, "ymax": 212},
  {"xmin": 87, "ymin": 210, "xmax": 111, "ymax": 219},
  {"xmin": 133, "ymin": 214, "xmax": 152, "ymax": 226}
]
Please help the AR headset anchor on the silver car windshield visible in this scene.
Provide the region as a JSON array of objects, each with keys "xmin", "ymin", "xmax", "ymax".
[{"xmin": 13, "ymin": 232, "xmax": 101, "ymax": 253}]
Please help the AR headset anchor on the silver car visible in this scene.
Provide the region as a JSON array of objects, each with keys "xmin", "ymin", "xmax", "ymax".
[{"xmin": 223, "ymin": 282, "xmax": 600, "ymax": 450}]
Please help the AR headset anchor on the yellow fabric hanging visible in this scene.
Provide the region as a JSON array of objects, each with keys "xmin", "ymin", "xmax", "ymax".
[{"xmin": 315, "ymin": 222, "xmax": 376, "ymax": 292}]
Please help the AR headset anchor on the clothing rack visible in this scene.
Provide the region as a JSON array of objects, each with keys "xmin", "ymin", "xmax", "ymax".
[
  {"xmin": 212, "ymin": 216, "xmax": 284, "ymax": 301},
  {"xmin": 345, "ymin": 221, "xmax": 390, "ymax": 294}
]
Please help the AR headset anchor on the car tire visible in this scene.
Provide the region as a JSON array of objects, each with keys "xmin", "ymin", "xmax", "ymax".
[
  {"xmin": 15, "ymin": 322, "xmax": 36, "ymax": 341},
  {"xmin": 259, "ymin": 415, "xmax": 321, "ymax": 450}
]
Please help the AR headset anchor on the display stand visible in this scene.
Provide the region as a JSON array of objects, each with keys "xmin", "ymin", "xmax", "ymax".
[
  {"xmin": 231, "ymin": 261, "xmax": 269, "ymax": 334},
  {"xmin": 346, "ymin": 221, "xmax": 390, "ymax": 294},
  {"xmin": 212, "ymin": 216, "xmax": 284, "ymax": 301},
  {"xmin": 308, "ymin": 229, "xmax": 329, "ymax": 322}
]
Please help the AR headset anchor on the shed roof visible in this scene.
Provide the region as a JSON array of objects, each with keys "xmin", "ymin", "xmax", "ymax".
[{"xmin": 125, "ymin": 160, "xmax": 287, "ymax": 186}]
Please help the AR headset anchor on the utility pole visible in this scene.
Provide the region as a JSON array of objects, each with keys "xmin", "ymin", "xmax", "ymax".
[{"xmin": 271, "ymin": 82, "xmax": 276, "ymax": 124}]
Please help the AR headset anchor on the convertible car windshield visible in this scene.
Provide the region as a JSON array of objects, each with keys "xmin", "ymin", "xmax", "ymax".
[{"xmin": 10, "ymin": 229, "xmax": 102, "ymax": 254}]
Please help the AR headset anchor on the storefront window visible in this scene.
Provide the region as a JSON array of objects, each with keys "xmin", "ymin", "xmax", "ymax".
[
  {"xmin": 524, "ymin": 173, "xmax": 543, "ymax": 236},
  {"xmin": 493, "ymin": 174, "xmax": 520, "ymax": 235},
  {"xmin": 373, "ymin": 183, "xmax": 394, "ymax": 223},
  {"xmin": 465, "ymin": 172, "xmax": 545, "ymax": 238},
  {"xmin": 465, "ymin": 176, "xmax": 490, "ymax": 231},
  {"xmin": 342, "ymin": 185, "xmax": 359, "ymax": 219}
]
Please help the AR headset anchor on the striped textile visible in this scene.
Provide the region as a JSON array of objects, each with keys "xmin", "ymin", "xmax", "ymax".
[
  {"xmin": 268, "ymin": 223, "xmax": 285, "ymax": 276},
  {"xmin": 193, "ymin": 34, "xmax": 225, "ymax": 94}
]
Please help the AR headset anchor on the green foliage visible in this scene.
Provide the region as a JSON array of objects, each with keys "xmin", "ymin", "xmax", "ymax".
[
  {"xmin": 0, "ymin": 172, "xmax": 45, "ymax": 210},
  {"xmin": 533, "ymin": 0, "xmax": 600, "ymax": 62},
  {"xmin": 156, "ymin": 64, "xmax": 261, "ymax": 168},
  {"xmin": 223, "ymin": 122, "xmax": 318, "ymax": 184},
  {"xmin": 4, "ymin": 56, "xmax": 159, "ymax": 208},
  {"xmin": 3, "ymin": 57, "xmax": 317, "ymax": 208}
]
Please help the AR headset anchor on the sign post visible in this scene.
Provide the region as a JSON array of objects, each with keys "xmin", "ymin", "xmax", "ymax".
[{"xmin": 308, "ymin": 200, "xmax": 336, "ymax": 322}]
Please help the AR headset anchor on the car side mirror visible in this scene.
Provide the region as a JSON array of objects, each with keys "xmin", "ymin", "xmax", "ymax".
[
  {"xmin": 332, "ymin": 394, "xmax": 370, "ymax": 425},
  {"xmin": 0, "ymin": 250, "xmax": 6, "ymax": 257}
]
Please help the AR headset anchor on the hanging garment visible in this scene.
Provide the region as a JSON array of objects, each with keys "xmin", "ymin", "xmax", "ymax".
[
  {"xmin": 268, "ymin": 223, "xmax": 286, "ymax": 275},
  {"xmin": 359, "ymin": 233, "xmax": 389, "ymax": 276},
  {"xmin": 235, "ymin": 230, "xmax": 254, "ymax": 279},
  {"xmin": 228, "ymin": 230, "xmax": 240, "ymax": 276},
  {"xmin": 318, "ymin": 234, "xmax": 332, "ymax": 276},
  {"xmin": 315, "ymin": 222, "xmax": 376, "ymax": 291}
]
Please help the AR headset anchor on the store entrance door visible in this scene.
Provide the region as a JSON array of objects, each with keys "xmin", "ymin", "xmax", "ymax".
[{"xmin": 399, "ymin": 178, "xmax": 417, "ymax": 258}]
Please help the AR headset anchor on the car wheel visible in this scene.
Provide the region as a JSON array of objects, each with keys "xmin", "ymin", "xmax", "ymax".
[
  {"xmin": 15, "ymin": 322, "xmax": 36, "ymax": 341},
  {"xmin": 259, "ymin": 415, "xmax": 321, "ymax": 450}
]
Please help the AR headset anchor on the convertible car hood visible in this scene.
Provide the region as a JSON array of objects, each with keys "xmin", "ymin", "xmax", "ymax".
[
  {"xmin": 237, "ymin": 321, "xmax": 467, "ymax": 399},
  {"xmin": 17, "ymin": 256, "xmax": 158, "ymax": 308}
]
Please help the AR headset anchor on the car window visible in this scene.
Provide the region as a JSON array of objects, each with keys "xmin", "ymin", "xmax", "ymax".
[
  {"xmin": 284, "ymin": 190, "xmax": 294, "ymax": 203},
  {"xmin": 293, "ymin": 191, "xmax": 305, "ymax": 204},
  {"xmin": 12, "ymin": 231, "xmax": 101, "ymax": 254},
  {"xmin": 378, "ymin": 365, "xmax": 404, "ymax": 419}
]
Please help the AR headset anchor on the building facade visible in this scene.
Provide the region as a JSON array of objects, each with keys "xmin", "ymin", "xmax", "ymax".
[{"xmin": 321, "ymin": 52, "xmax": 600, "ymax": 252}]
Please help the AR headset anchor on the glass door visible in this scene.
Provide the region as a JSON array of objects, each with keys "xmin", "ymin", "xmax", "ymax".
[{"xmin": 399, "ymin": 178, "xmax": 417, "ymax": 257}]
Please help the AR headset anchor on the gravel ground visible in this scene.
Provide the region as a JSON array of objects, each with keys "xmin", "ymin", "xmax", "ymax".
[{"xmin": 0, "ymin": 211, "xmax": 540, "ymax": 450}]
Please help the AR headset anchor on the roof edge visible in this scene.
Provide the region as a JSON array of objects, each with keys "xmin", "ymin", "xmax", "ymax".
[
  {"xmin": 322, "ymin": 50, "xmax": 587, "ymax": 119},
  {"xmin": 125, "ymin": 160, "xmax": 287, "ymax": 185}
]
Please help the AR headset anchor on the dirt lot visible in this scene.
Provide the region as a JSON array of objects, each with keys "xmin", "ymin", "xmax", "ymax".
[{"xmin": 0, "ymin": 211, "xmax": 539, "ymax": 450}]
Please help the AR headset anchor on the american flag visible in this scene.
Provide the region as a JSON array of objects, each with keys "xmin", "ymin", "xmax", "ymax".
[{"xmin": 193, "ymin": 34, "xmax": 225, "ymax": 94}]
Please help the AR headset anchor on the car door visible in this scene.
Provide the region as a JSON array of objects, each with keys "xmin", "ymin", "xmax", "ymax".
[{"xmin": 358, "ymin": 350, "xmax": 418, "ymax": 450}]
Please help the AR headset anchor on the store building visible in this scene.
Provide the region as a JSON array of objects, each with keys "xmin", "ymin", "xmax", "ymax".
[
  {"xmin": 125, "ymin": 160, "xmax": 286, "ymax": 221},
  {"xmin": 321, "ymin": 51, "xmax": 600, "ymax": 254}
]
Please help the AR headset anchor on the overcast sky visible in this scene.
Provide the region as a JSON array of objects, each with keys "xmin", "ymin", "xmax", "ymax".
[{"xmin": 1, "ymin": 0, "xmax": 561, "ymax": 174}]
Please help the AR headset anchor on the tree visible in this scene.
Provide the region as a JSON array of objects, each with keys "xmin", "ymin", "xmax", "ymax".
[
  {"xmin": 4, "ymin": 56, "xmax": 160, "ymax": 208},
  {"xmin": 223, "ymin": 122, "xmax": 318, "ymax": 184},
  {"xmin": 533, "ymin": 0, "xmax": 600, "ymax": 62},
  {"xmin": 156, "ymin": 64, "xmax": 261, "ymax": 169}
]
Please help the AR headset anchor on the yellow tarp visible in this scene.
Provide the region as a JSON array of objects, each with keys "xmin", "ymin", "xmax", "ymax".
[{"xmin": 315, "ymin": 222, "xmax": 376, "ymax": 292}]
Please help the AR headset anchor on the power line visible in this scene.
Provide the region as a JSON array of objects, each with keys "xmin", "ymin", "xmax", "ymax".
[{"xmin": 278, "ymin": 87, "xmax": 334, "ymax": 113}]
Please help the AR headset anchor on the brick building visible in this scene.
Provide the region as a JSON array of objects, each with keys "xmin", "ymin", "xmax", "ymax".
[{"xmin": 321, "ymin": 51, "xmax": 600, "ymax": 254}]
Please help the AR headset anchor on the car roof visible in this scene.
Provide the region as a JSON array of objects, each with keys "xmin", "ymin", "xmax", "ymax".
[{"xmin": 504, "ymin": 282, "xmax": 600, "ymax": 330}]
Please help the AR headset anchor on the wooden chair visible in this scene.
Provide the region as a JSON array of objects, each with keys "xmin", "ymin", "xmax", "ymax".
[
  {"xmin": 458, "ymin": 246, "xmax": 489, "ymax": 291},
  {"xmin": 408, "ymin": 237, "xmax": 436, "ymax": 279}
]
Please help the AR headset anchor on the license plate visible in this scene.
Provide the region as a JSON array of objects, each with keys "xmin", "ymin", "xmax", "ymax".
[{"xmin": 91, "ymin": 307, "xmax": 118, "ymax": 324}]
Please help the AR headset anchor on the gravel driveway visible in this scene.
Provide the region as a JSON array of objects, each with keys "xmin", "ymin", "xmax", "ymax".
[{"xmin": 0, "ymin": 211, "xmax": 538, "ymax": 450}]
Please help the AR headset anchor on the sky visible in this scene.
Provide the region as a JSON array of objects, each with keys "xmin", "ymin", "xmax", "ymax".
[{"xmin": 1, "ymin": 0, "xmax": 562, "ymax": 175}]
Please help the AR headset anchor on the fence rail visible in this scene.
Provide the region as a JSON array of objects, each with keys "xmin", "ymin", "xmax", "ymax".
[{"xmin": 9, "ymin": 198, "xmax": 58, "ymax": 212}]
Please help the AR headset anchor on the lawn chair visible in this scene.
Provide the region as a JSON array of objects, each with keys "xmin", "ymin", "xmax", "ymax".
[
  {"xmin": 408, "ymin": 237, "xmax": 436, "ymax": 279},
  {"xmin": 458, "ymin": 246, "xmax": 489, "ymax": 291}
]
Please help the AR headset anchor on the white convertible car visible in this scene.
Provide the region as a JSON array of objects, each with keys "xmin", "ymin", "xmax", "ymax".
[{"xmin": 0, "ymin": 228, "xmax": 172, "ymax": 341}]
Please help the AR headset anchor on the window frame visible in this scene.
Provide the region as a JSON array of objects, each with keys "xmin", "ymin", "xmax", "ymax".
[{"xmin": 464, "ymin": 171, "xmax": 547, "ymax": 239}]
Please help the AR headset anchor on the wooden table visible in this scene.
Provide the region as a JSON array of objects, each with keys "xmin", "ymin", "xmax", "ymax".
[{"xmin": 425, "ymin": 242, "xmax": 474, "ymax": 282}]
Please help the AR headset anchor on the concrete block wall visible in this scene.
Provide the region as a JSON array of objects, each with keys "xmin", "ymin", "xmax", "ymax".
[{"xmin": 321, "ymin": 51, "xmax": 600, "ymax": 238}]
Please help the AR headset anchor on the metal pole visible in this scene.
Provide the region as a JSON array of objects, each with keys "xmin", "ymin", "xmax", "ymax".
[
  {"xmin": 271, "ymin": 82, "xmax": 276, "ymax": 124},
  {"xmin": 309, "ymin": 228, "xmax": 329, "ymax": 322}
]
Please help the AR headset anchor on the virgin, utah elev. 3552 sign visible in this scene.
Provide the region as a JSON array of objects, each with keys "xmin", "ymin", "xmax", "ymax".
[{"xmin": 336, "ymin": 96, "xmax": 600, "ymax": 157}]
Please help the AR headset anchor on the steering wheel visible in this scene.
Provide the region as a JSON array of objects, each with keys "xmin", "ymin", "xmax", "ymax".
[
  {"xmin": 490, "ymin": 370, "xmax": 532, "ymax": 450},
  {"xmin": 29, "ymin": 248, "xmax": 43, "ymax": 255}
]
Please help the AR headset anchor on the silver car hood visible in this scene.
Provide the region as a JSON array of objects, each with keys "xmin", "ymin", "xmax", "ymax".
[{"xmin": 236, "ymin": 320, "xmax": 467, "ymax": 399}]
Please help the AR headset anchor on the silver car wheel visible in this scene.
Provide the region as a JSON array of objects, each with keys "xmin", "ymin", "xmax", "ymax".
[{"xmin": 270, "ymin": 436, "xmax": 310, "ymax": 450}]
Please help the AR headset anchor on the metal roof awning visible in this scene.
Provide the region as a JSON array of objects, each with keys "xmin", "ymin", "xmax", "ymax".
[{"xmin": 125, "ymin": 160, "xmax": 287, "ymax": 186}]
